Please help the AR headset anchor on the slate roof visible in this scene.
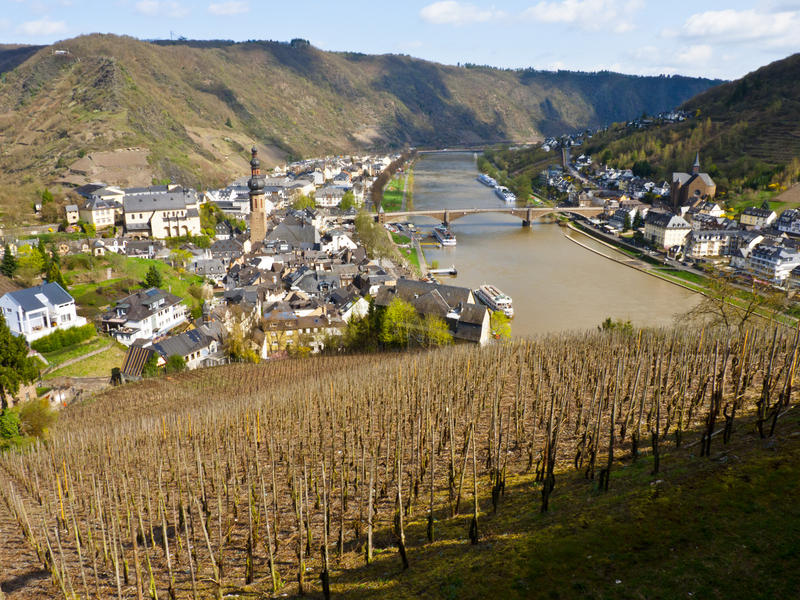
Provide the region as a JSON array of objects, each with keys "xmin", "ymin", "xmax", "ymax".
[
  {"xmin": 103, "ymin": 288, "xmax": 182, "ymax": 323},
  {"xmin": 645, "ymin": 212, "xmax": 690, "ymax": 229},
  {"xmin": 123, "ymin": 190, "xmax": 197, "ymax": 212},
  {"xmin": 3, "ymin": 282, "xmax": 73, "ymax": 312},
  {"xmin": 153, "ymin": 329, "xmax": 213, "ymax": 358},
  {"xmin": 395, "ymin": 279, "xmax": 472, "ymax": 308}
]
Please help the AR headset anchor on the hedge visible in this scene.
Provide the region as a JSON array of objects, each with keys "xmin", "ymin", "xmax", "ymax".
[{"xmin": 31, "ymin": 323, "xmax": 96, "ymax": 353}]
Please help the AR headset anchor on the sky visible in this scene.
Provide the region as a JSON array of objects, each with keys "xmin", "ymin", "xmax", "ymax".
[{"xmin": 2, "ymin": 0, "xmax": 800, "ymax": 80}]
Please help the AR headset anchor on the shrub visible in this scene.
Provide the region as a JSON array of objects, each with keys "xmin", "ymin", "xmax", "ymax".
[
  {"xmin": 18, "ymin": 398, "xmax": 57, "ymax": 439},
  {"xmin": 31, "ymin": 323, "xmax": 96, "ymax": 353},
  {"xmin": 165, "ymin": 354, "xmax": 186, "ymax": 374}
]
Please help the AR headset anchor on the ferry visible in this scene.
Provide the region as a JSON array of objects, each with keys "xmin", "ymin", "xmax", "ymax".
[
  {"xmin": 495, "ymin": 186, "xmax": 517, "ymax": 203},
  {"xmin": 433, "ymin": 225, "xmax": 457, "ymax": 246},
  {"xmin": 477, "ymin": 173, "xmax": 497, "ymax": 187},
  {"xmin": 475, "ymin": 284, "xmax": 514, "ymax": 318}
]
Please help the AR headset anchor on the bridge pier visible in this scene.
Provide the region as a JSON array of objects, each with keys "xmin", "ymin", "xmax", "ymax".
[
  {"xmin": 522, "ymin": 207, "xmax": 533, "ymax": 228},
  {"xmin": 443, "ymin": 210, "xmax": 450, "ymax": 226}
]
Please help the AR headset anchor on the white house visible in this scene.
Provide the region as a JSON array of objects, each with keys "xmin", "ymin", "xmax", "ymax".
[
  {"xmin": 100, "ymin": 287, "xmax": 187, "ymax": 346},
  {"xmin": 0, "ymin": 282, "xmax": 87, "ymax": 343},
  {"xmin": 644, "ymin": 212, "xmax": 691, "ymax": 250},
  {"xmin": 745, "ymin": 244, "xmax": 800, "ymax": 285}
]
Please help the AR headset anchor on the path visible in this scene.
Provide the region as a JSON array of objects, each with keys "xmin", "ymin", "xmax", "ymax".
[
  {"xmin": 413, "ymin": 235, "xmax": 428, "ymax": 276},
  {"xmin": 400, "ymin": 172, "xmax": 409, "ymax": 211}
]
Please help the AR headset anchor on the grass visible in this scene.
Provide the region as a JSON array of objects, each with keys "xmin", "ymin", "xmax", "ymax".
[
  {"xmin": 382, "ymin": 176, "xmax": 404, "ymax": 212},
  {"xmin": 654, "ymin": 267, "xmax": 708, "ymax": 286},
  {"xmin": 44, "ymin": 343, "xmax": 127, "ymax": 379},
  {"xmin": 65, "ymin": 252, "xmax": 203, "ymax": 317},
  {"xmin": 725, "ymin": 189, "xmax": 780, "ymax": 215},
  {"xmin": 41, "ymin": 335, "xmax": 108, "ymax": 369},
  {"xmin": 399, "ymin": 246, "xmax": 421, "ymax": 275},
  {"xmin": 327, "ymin": 409, "xmax": 800, "ymax": 599},
  {"xmin": 391, "ymin": 232, "xmax": 412, "ymax": 245}
]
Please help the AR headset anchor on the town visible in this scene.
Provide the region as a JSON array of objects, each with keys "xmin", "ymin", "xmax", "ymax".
[{"xmin": 1, "ymin": 148, "xmax": 499, "ymax": 405}]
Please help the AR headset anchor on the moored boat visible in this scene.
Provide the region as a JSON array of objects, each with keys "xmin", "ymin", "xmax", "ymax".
[
  {"xmin": 433, "ymin": 225, "xmax": 457, "ymax": 246},
  {"xmin": 477, "ymin": 173, "xmax": 497, "ymax": 187},
  {"xmin": 475, "ymin": 284, "xmax": 514, "ymax": 318}
]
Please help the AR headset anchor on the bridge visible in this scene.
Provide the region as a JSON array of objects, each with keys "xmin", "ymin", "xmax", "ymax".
[{"xmin": 376, "ymin": 206, "xmax": 605, "ymax": 227}]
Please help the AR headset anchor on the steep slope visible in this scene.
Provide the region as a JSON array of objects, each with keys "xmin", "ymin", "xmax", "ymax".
[
  {"xmin": 580, "ymin": 53, "xmax": 800, "ymax": 192},
  {"xmin": 0, "ymin": 34, "xmax": 715, "ymax": 216}
]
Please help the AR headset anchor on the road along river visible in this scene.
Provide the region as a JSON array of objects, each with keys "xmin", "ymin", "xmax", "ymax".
[{"xmin": 408, "ymin": 151, "xmax": 700, "ymax": 337}]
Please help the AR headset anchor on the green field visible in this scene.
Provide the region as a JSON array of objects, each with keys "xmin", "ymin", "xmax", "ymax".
[
  {"xmin": 382, "ymin": 176, "xmax": 405, "ymax": 212},
  {"xmin": 44, "ymin": 343, "xmax": 127, "ymax": 380},
  {"xmin": 41, "ymin": 336, "xmax": 108, "ymax": 370},
  {"xmin": 391, "ymin": 232, "xmax": 412, "ymax": 245}
]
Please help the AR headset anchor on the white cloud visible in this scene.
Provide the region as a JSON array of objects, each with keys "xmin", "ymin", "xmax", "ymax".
[
  {"xmin": 135, "ymin": 0, "xmax": 188, "ymax": 18},
  {"xmin": 675, "ymin": 8, "xmax": 800, "ymax": 47},
  {"xmin": 420, "ymin": 1, "xmax": 502, "ymax": 26},
  {"xmin": 676, "ymin": 44, "xmax": 712, "ymax": 65},
  {"xmin": 208, "ymin": 1, "xmax": 248, "ymax": 15},
  {"xmin": 17, "ymin": 18, "xmax": 67, "ymax": 36},
  {"xmin": 523, "ymin": 0, "xmax": 642, "ymax": 33}
]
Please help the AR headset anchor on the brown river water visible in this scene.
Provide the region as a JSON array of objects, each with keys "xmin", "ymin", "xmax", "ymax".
[{"xmin": 409, "ymin": 151, "xmax": 700, "ymax": 337}]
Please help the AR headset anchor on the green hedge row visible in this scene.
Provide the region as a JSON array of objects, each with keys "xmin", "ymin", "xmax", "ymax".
[{"xmin": 31, "ymin": 323, "xmax": 96, "ymax": 353}]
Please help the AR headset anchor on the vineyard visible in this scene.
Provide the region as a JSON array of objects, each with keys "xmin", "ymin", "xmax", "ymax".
[{"xmin": 1, "ymin": 324, "xmax": 800, "ymax": 599}]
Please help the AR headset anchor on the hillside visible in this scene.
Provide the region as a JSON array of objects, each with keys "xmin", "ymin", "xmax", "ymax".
[
  {"xmin": 0, "ymin": 35, "xmax": 715, "ymax": 221},
  {"xmin": 2, "ymin": 324, "xmax": 799, "ymax": 598},
  {"xmin": 580, "ymin": 53, "xmax": 800, "ymax": 194}
]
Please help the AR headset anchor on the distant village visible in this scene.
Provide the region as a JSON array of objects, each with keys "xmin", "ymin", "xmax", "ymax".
[
  {"xmin": 1, "ymin": 149, "xmax": 495, "ymax": 401},
  {"xmin": 538, "ymin": 121, "xmax": 800, "ymax": 289}
]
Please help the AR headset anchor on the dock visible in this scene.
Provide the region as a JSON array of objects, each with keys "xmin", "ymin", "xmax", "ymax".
[{"xmin": 428, "ymin": 265, "xmax": 458, "ymax": 276}]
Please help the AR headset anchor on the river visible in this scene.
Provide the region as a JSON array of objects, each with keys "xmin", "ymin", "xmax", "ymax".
[{"xmin": 409, "ymin": 151, "xmax": 700, "ymax": 337}]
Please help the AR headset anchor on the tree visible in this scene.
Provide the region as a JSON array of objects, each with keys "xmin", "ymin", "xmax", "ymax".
[
  {"xmin": 623, "ymin": 213, "xmax": 632, "ymax": 231},
  {"xmin": 599, "ymin": 317, "xmax": 633, "ymax": 334},
  {"xmin": 417, "ymin": 314, "xmax": 453, "ymax": 348},
  {"xmin": 380, "ymin": 298, "xmax": 418, "ymax": 347},
  {"xmin": 633, "ymin": 212, "xmax": 644, "ymax": 229},
  {"xmin": 144, "ymin": 264, "xmax": 163, "ymax": 289},
  {"xmin": 142, "ymin": 352, "xmax": 161, "ymax": 378},
  {"xmin": 45, "ymin": 261, "xmax": 67, "ymax": 289},
  {"xmin": 165, "ymin": 354, "xmax": 186, "ymax": 374},
  {"xmin": 340, "ymin": 191, "xmax": 355, "ymax": 211},
  {"xmin": 1, "ymin": 245, "xmax": 17, "ymax": 278},
  {"xmin": 18, "ymin": 398, "xmax": 57, "ymax": 438},
  {"xmin": 685, "ymin": 270, "xmax": 785, "ymax": 333},
  {"xmin": 293, "ymin": 194, "xmax": 316, "ymax": 210},
  {"xmin": 81, "ymin": 222, "xmax": 96, "ymax": 237},
  {"xmin": 490, "ymin": 311, "xmax": 512, "ymax": 340},
  {"xmin": 0, "ymin": 315, "xmax": 41, "ymax": 410}
]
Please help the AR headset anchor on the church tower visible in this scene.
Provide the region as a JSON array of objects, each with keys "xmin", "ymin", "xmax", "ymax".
[
  {"xmin": 248, "ymin": 146, "xmax": 267, "ymax": 244},
  {"xmin": 692, "ymin": 151, "xmax": 701, "ymax": 175}
]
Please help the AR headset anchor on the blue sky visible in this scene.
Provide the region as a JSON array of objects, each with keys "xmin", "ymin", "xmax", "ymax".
[{"xmin": 2, "ymin": 0, "xmax": 799, "ymax": 80}]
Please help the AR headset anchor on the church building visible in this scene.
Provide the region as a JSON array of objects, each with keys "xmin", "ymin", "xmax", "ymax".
[{"xmin": 670, "ymin": 152, "xmax": 716, "ymax": 210}]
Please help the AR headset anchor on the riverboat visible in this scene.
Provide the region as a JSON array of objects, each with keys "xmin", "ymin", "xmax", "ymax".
[
  {"xmin": 477, "ymin": 173, "xmax": 497, "ymax": 187},
  {"xmin": 475, "ymin": 284, "xmax": 514, "ymax": 318},
  {"xmin": 433, "ymin": 225, "xmax": 457, "ymax": 246},
  {"xmin": 495, "ymin": 186, "xmax": 516, "ymax": 203}
]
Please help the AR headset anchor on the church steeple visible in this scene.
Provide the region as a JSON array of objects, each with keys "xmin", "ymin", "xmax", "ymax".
[
  {"xmin": 692, "ymin": 151, "xmax": 700, "ymax": 175},
  {"xmin": 248, "ymin": 145, "xmax": 267, "ymax": 244}
]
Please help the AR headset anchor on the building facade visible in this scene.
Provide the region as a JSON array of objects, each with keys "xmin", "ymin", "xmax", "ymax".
[
  {"xmin": 0, "ymin": 282, "xmax": 87, "ymax": 343},
  {"xmin": 644, "ymin": 212, "xmax": 692, "ymax": 249}
]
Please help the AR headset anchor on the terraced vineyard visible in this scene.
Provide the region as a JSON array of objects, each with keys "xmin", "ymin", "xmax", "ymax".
[{"xmin": 1, "ymin": 324, "xmax": 799, "ymax": 598}]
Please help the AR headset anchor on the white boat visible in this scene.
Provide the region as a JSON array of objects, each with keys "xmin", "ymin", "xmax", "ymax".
[
  {"xmin": 477, "ymin": 173, "xmax": 497, "ymax": 187},
  {"xmin": 495, "ymin": 186, "xmax": 516, "ymax": 203},
  {"xmin": 475, "ymin": 284, "xmax": 514, "ymax": 318},
  {"xmin": 433, "ymin": 225, "xmax": 457, "ymax": 246}
]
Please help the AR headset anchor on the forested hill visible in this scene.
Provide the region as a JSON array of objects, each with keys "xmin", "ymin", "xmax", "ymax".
[
  {"xmin": 0, "ymin": 34, "xmax": 715, "ymax": 199},
  {"xmin": 582, "ymin": 52, "xmax": 800, "ymax": 193}
]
